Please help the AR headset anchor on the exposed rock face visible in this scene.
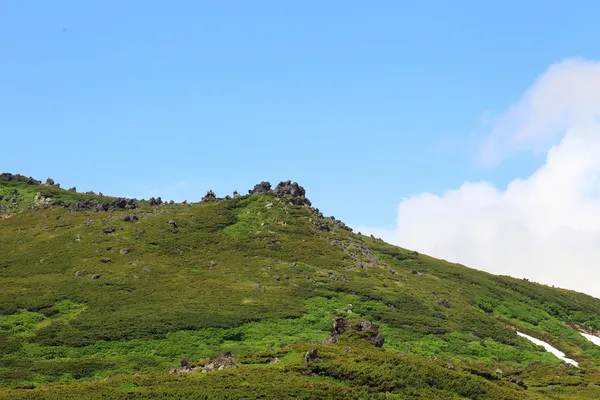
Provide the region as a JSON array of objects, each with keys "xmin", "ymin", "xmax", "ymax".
[
  {"xmin": 0, "ymin": 173, "xmax": 13, "ymax": 181},
  {"xmin": 323, "ymin": 318, "xmax": 385, "ymax": 347},
  {"xmin": 123, "ymin": 215, "xmax": 138, "ymax": 222},
  {"xmin": 248, "ymin": 181, "xmax": 271, "ymax": 194},
  {"xmin": 274, "ymin": 181, "xmax": 311, "ymax": 206},
  {"xmin": 45, "ymin": 178, "xmax": 55, "ymax": 186}
]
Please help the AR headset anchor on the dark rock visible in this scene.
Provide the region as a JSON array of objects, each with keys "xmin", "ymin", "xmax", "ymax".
[
  {"xmin": 100, "ymin": 257, "xmax": 111, "ymax": 263},
  {"xmin": 248, "ymin": 181, "xmax": 271, "ymax": 194},
  {"xmin": 123, "ymin": 215, "xmax": 138, "ymax": 222},
  {"xmin": 316, "ymin": 222, "xmax": 330, "ymax": 232},
  {"xmin": 68, "ymin": 187, "xmax": 77, "ymax": 192},
  {"xmin": 273, "ymin": 276, "xmax": 281, "ymax": 281},
  {"xmin": 106, "ymin": 246, "xmax": 112, "ymax": 251},
  {"xmin": 507, "ymin": 377, "xmax": 527, "ymax": 389},
  {"xmin": 233, "ymin": 191, "xmax": 240, "ymax": 198},
  {"xmin": 438, "ymin": 299, "xmax": 451, "ymax": 308},
  {"xmin": 45, "ymin": 178, "xmax": 55, "ymax": 186},
  {"xmin": 210, "ymin": 261, "xmax": 217, "ymax": 267},
  {"xmin": 168, "ymin": 220, "xmax": 178, "ymax": 228},
  {"xmin": 324, "ymin": 318, "xmax": 384, "ymax": 347},
  {"xmin": 0, "ymin": 173, "xmax": 13, "ymax": 181},
  {"xmin": 304, "ymin": 348, "xmax": 320, "ymax": 363},
  {"xmin": 149, "ymin": 197, "xmax": 163, "ymax": 206},
  {"xmin": 181, "ymin": 358, "xmax": 191, "ymax": 368},
  {"xmin": 201, "ymin": 190, "xmax": 217, "ymax": 202},
  {"xmin": 369, "ymin": 334, "xmax": 385, "ymax": 347},
  {"xmin": 74, "ymin": 270, "xmax": 84, "ymax": 276},
  {"xmin": 448, "ymin": 362, "xmax": 457, "ymax": 370},
  {"xmin": 91, "ymin": 274, "xmax": 101, "ymax": 280},
  {"xmin": 103, "ymin": 227, "xmax": 116, "ymax": 234},
  {"xmin": 273, "ymin": 181, "xmax": 311, "ymax": 206}
]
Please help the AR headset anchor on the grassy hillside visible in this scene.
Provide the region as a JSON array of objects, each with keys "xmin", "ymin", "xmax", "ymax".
[{"xmin": 2, "ymin": 175, "xmax": 600, "ymax": 399}]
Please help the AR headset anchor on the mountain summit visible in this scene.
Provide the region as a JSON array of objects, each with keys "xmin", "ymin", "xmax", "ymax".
[{"xmin": 1, "ymin": 173, "xmax": 600, "ymax": 399}]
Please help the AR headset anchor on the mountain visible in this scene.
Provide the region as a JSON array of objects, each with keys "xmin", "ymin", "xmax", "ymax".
[{"xmin": 2, "ymin": 173, "xmax": 600, "ymax": 399}]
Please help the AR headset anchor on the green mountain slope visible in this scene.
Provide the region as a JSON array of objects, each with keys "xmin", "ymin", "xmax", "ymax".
[{"xmin": 2, "ymin": 174, "xmax": 600, "ymax": 399}]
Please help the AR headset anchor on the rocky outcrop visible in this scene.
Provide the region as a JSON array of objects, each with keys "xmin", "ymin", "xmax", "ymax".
[
  {"xmin": 148, "ymin": 197, "xmax": 163, "ymax": 206},
  {"xmin": 0, "ymin": 173, "xmax": 40, "ymax": 185},
  {"xmin": 323, "ymin": 318, "xmax": 385, "ymax": 348},
  {"xmin": 68, "ymin": 198, "xmax": 138, "ymax": 213},
  {"xmin": 248, "ymin": 181, "xmax": 271, "ymax": 194},
  {"xmin": 0, "ymin": 173, "xmax": 13, "ymax": 182},
  {"xmin": 274, "ymin": 181, "xmax": 311, "ymax": 206},
  {"xmin": 304, "ymin": 348, "xmax": 320, "ymax": 363},
  {"xmin": 169, "ymin": 352, "xmax": 239, "ymax": 374},
  {"xmin": 201, "ymin": 190, "xmax": 217, "ymax": 202}
]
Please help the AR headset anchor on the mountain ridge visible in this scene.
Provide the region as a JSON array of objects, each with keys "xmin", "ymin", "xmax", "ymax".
[{"xmin": 2, "ymin": 172, "xmax": 600, "ymax": 399}]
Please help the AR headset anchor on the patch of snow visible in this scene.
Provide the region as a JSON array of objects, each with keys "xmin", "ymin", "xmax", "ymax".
[
  {"xmin": 517, "ymin": 331, "xmax": 579, "ymax": 367},
  {"xmin": 579, "ymin": 331, "xmax": 600, "ymax": 347}
]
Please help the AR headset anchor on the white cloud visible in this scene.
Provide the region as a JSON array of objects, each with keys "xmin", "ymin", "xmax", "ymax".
[{"xmin": 387, "ymin": 59, "xmax": 600, "ymax": 298}]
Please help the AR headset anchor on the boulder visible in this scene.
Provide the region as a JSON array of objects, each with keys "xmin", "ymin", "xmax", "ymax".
[
  {"xmin": 438, "ymin": 299, "xmax": 451, "ymax": 308},
  {"xmin": 248, "ymin": 181, "xmax": 271, "ymax": 194},
  {"xmin": 304, "ymin": 348, "xmax": 320, "ymax": 363},
  {"xmin": 103, "ymin": 227, "xmax": 115, "ymax": 234}
]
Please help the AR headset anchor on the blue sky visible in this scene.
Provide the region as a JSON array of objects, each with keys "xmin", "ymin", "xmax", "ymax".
[{"xmin": 1, "ymin": 1, "xmax": 598, "ymax": 230}]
